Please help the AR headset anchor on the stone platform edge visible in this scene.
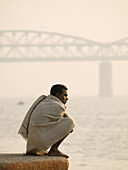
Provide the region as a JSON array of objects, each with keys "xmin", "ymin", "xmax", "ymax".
[{"xmin": 0, "ymin": 153, "xmax": 69, "ymax": 170}]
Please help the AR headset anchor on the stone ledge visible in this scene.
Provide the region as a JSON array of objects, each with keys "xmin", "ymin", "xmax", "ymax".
[{"xmin": 0, "ymin": 154, "xmax": 69, "ymax": 170}]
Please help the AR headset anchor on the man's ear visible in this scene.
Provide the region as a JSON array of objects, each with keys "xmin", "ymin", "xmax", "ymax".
[{"xmin": 55, "ymin": 92, "xmax": 59, "ymax": 98}]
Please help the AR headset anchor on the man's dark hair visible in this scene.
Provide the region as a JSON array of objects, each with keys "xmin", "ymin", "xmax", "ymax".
[{"xmin": 50, "ymin": 84, "xmax": 68, "ymax": 96}]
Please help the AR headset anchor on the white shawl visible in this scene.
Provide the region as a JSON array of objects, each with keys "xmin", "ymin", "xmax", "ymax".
[
  {"xmin": 18, "ymin": 95, "xmax": 75, "ymax": 154},
  {"xmin": 18, "ymin": 95, "xmax": 46, "ymax": 139}
]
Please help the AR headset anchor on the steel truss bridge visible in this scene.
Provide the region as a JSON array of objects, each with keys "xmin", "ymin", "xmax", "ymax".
[
  {"xmin": 0, "ymin": 30, "xmax": 128, "ymax": 96},
  {"xmin": 0, "ymin": 30, "xmax": 128, "ymax": 61}
]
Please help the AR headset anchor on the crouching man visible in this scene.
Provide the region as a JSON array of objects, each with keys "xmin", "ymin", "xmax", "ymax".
[{"xmin": 18, "ymin": 84, "xmax": 75, "ymax": 158}]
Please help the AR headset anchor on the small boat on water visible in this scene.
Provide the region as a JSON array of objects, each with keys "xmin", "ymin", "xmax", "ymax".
[{"xmin": 17, "ymin": 101, "xmax": 24, "ymax": 105}]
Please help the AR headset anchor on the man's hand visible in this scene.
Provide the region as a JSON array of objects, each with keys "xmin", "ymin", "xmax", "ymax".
[{"xmin": 63, "ymin": 113, "xmax": 68, "ymax": 117}]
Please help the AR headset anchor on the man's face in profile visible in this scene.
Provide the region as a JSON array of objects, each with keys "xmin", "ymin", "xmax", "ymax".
[{"xmin": 56, "ymin": 89, "xmax": 68, "ymax": 104}]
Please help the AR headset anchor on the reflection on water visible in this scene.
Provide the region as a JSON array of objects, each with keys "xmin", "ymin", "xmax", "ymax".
[{"xmin": 0, "ymin": 96, "xmax": 128, "ymax": 170}]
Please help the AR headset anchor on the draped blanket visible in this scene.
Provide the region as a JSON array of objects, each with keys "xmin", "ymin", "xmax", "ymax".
[
  {"xmin": 18, "ymin": 95, "xmax": 46, "ymax": 139},
  {"xmin": 18, "ymin": 95, "xmax": 75, "ymax": 155}
]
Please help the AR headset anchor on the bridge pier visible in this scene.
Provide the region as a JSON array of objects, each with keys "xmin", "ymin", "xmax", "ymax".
[{"xmin": 99, "ymin": 61, "xmax": 112, "ymax": 97}]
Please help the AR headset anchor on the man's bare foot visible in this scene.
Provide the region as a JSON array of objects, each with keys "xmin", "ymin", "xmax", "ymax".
[
  {"xmin": 48, "ymin": 149, "xmax": 69, "ymax": 158},
  {"xmin": 44, "ymin": 150, "xmax": 48, "ymax": 155}
]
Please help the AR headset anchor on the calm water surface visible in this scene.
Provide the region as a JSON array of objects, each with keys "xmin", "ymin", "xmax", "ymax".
[{"xmin": 0, "ymin": 96, "xmax": 128, "ymax": 170}]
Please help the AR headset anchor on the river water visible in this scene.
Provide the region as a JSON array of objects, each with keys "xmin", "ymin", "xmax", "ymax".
[{"xmin": 0, "ymin": 96, "xmax": 128, "ymax": 170}]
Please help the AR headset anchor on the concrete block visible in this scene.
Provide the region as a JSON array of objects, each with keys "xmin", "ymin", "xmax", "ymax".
[{"xmin": 0, "ymin": 154, "xmax": 69, "ymax": 170}]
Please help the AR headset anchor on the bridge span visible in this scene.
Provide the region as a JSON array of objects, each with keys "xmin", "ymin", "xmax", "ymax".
[
  {"xmin": 0, "ymin": 30, "xmax": 128, "ymax": 96},
  {"xmin": 0, "ymin": 30, "xmax": 128, "ymax": 61}
]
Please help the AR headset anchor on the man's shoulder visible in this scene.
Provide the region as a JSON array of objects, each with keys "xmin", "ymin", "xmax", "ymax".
[{"xmin": 44, "ymin": 95, "xmax": 65, "ymax": 109}]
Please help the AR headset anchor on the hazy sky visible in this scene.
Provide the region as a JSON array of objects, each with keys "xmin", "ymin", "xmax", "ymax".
[
  {"xmin": 1, "ymin": 0, "xmax": 128, "ymax": 41},
  {"xmin": 0, "ymin": 0, "xmax": 128, "ymax": 97}
]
